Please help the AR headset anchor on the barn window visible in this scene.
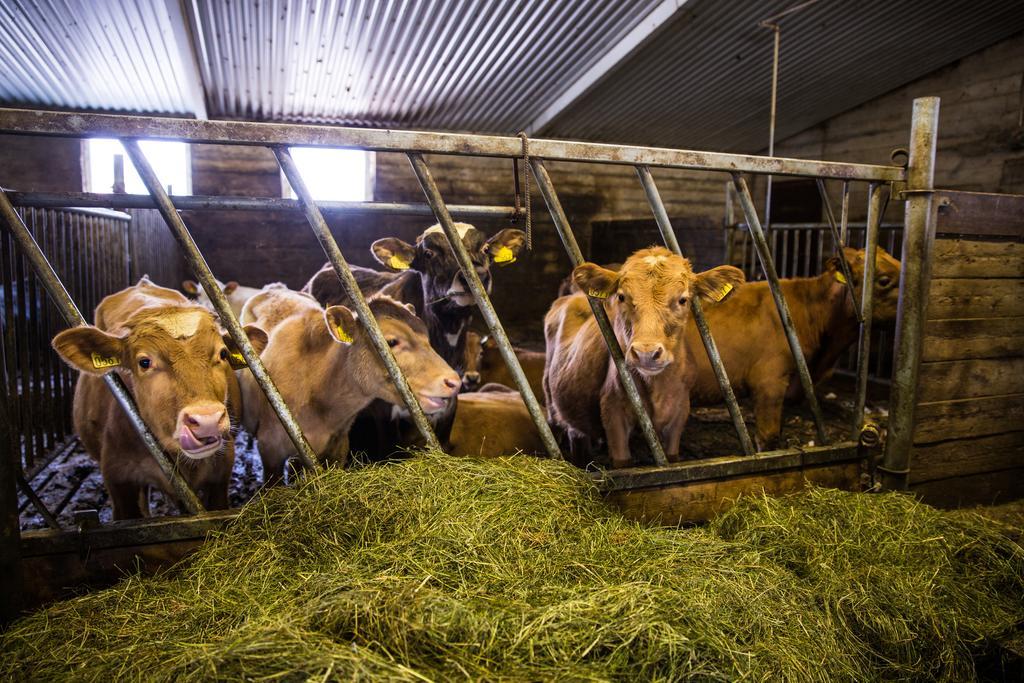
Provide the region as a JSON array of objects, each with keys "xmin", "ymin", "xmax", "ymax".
[
  {"xmin": 85, "ymin": 138, "xmax": 192, "ymax": 195},
  {"xmin": 281, "ymin": 147, "xmax": 373, "ymax": 202}
]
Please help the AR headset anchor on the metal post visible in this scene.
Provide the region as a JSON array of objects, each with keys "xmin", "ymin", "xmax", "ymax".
[
  {"xmin": 816, "ymin": 178, "xmax": 861, "ymax": 320},
  {"xmin": 839, "ymin": 180, "xmax": 850, "ymax": 244},
  {"xmin": 882, "ymin": 97, "xmax": 940, "ymax": 491},
  {"xmin": 407, "ymin": 153, "xmax": 561, "ymax": 459},
  {"xmin": 0, "ymin": 187, "xmax": 205, "ymax": 513},
  {"xmin": 531, "ymin": 159, "xmax": 668, "ymax": 466},
  {"xmin": 275, "ymin": 147, "xmax": 440, "ymax": 451},
  {"xmin": 635, "ymin": 166, "xmax": 755, "ymax": 455},
  {"xmin": 731, "ymin": 173, "xmax": 829, "ymax": 445},
  {"xmin": 121, "ymin": 139, "xmax": 319, "ymax": 472},
  {"xmin": 0, "ymin": 355, "xmax": 23, "ymax": 623},
  {"xmin": 852, "ymin": 183, "xmax": 884, "ymax": 439}
]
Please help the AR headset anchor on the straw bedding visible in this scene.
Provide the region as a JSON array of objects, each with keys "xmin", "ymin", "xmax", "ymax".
[{"xmin": 2, "ymin": 452, "xmax": 1022, "ymax": 681}]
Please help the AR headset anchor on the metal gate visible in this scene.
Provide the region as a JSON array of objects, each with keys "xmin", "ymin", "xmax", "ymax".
[{"xmin": 0, "ymin": 97, "xmax": 939, "ymax": 619}]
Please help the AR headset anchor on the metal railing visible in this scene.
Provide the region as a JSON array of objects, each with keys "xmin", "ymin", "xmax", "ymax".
[{"xmin": 0, "ymin": 100, "xmax": 936, "ymax": 584}]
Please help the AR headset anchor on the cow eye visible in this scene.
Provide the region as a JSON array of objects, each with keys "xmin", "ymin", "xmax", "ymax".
[
  {"xmin": 386, "ymin": 337, "xmax": 400, "ymax": 348},
  {"xmin": 219, "ymin": 348, "xmax": 229, "ymax": 361},
  {"xmin": 678, "ymin": 296, "xmax": 688, "ymax": 306},
  {"xmin": 877, "ymin": 275, "xmax": 893, "ymax": 288},
  {"xmin": 616, "ymin": 293, "xmax": 625, "ymax": 303},
  {"xmin": 138, "ymin": 357, "xmax": 151, "ymax": 370}
]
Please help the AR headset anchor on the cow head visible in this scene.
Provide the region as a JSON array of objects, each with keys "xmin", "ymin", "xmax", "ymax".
[
  {"xmin": 826, "ymin": 246, "xmax": 902, "ymax": 323},
  {"xmin": 182, "ymin": 278, "xmax": 239, "ymax": 310},
  {"xmin": 573, "ymin": 247, "xmax": 745, "ymax": 376},
  {"xmin": 323, "ymin": 296, "xmax": 461, "ymax": 414},
  {"xmin": 371, "ymin": 223, "xmax": 526, "ymax": 308},
  {"xmin": 52, "ymin": 306, "xmax": 267, "ymax": 459}
]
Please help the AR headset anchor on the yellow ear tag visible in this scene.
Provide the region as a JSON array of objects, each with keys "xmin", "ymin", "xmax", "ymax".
[
  {"xmin": 587, "ymin": 288, "xmax": 610, "ymax": 299},
  {"xmin": 493, "ymin": 245, "xmax": 516, "ymax": 265},
  {"xmin": 230, "ymin": 352, "xmax": 246, "ymax": 366},
  {"xmin": 835, "ymin": 271, "xmax": 847, "ymax": 284},
  {"xmin": 710, "ymin": 282, "xmax": 734, "ymax": 302},
  {"xmin": 334, "ymin": 323, "xmax": 353, "ymax": 344},
  {"xmin": 388, "ymin": 255, "xmax": 410, "ymax": 271},
  {"xmin": 91, "ymin": 353, "xmax": 120, "ymax": 369}
]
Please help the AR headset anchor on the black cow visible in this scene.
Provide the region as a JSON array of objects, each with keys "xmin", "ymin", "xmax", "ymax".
[{"xmin": 302, "ymin": 222, "xmax": 526, "ymax": 454}]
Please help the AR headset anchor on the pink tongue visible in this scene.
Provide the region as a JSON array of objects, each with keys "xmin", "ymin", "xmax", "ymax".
[{"xmin": 179, "ymin": 427, "xmax": 212, "ymax": 452}]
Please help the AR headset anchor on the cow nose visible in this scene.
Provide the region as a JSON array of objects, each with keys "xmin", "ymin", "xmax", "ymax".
[
  {"xmin": 443, "ymin": 375, "xmax": 462, "ymax": 394},
  {"xmin": 463, "ymin": 371, "xmax": 481, "ymax": 386},
  {"xmin": 183, "ymin": 407, "xmax": 226, "ymax": 439},
  {"xmin": 629, "ymin": 343, "xmax": 665, "ymax": 366}
]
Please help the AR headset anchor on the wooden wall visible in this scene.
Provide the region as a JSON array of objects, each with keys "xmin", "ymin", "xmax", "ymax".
[{"xmin": 909, "ymin": 191, "xmax": 1024, "ymax": 506}]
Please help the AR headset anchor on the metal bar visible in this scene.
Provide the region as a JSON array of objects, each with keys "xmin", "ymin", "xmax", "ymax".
[
  {"xmin": 0, "ymin": 360, "xmax": 23, "ymax": 623},
  {"xmin": 816, "ymin": 179, "xmax": 861, "ymax": 320},
  {"xmin": 882, "ymin": 97, "xmax": 940, "ymax": 491},
  {"xmin": 274, "ymin": 146, "xmax": 440, "ymax": 451},
  {"xmin": 731, "ymin": 173, "xmax": 828, "ymax": 445},
  {"xmin": 635, "ymin": 166, "xmax": 754, "ymax": 455},
  {"xmin": 16, "ymin": 471, "xmax": 60, "ymax": 530},
  {"xmin": 0, "ymin": 187, "xmax": 205, "ymax": 514},
  {"xmin": 121, "ymin": 139, "xmax": 319, "ymax": 473},
  {"xmin": 852, "ymin": 183, "xmax": 884, "ymax": 439},
  {"xmin": 531, "ymin": 159, "xmax": 668, "ymax": 466},
  {"xmin": 839, "ymin": 180, "xmax": 850, "ymax": 243},
  {"xmin": 763, "ymin": 22, "xmax": 780, "ymax": 228},
  {"xmin": 407, "ymin": 153, "xmax": 560, "ymax": 458},
  {"xmin": 8, "ymin": 191, "xmax": 517, "ymax": 219},
  {"xmin": 0, "ymin": 109, "xmax": 905, "ymax": 182}
]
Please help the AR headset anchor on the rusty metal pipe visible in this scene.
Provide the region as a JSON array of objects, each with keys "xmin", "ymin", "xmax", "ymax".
[
  {"xmin": 531, "ymin": 159, "xmax": 668, "ymax": 466},
  {"xmin": 731, "ymin": 173, "xmax": 829, "ymax": 445},
  {"xmin": 0, "ymin": 186, "xmax": 205, "ymax": 514},
  {"xmin": 635, "ymin": 166, "xmax": 755, "ymax": 456},
  {"xmin": 275, "ymin": 147, "xmax": 440, "ymax": 451},
  {"xmin": 0, "ymin": 108, "xmax": 905, "ymax": 182},
  {"xmin": 121, "ymin": 139, "xmax": 320, "ymax": 473},
  {"xmin": 852, "ymin": 183, "xmax": 885, "ymax": 440},
  {"xmin": 407, "ymin": 153, "xmax": 561, "ymax": 459},
  {"xmin": 816, "ymin": 178, "xmax": 862, "ymax": 321},
  {"xmin": 882, "ymin": 97, "xmax": 940, "ymax": 491}
]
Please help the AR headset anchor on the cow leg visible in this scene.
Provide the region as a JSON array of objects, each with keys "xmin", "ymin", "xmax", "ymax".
[
  {"xmin": 108, "ymin": 481, "xmax": 145, "ymax": 520},
  {"xmin": 601, "ymin": 392, "xmax": 635, "ymax": 468},
  {"xmin": 752, "ymin": 385, "xmax": 786, "ymax": 451}
]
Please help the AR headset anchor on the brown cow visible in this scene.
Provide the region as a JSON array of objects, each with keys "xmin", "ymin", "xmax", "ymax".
[
  {"xmin": 447, "ymin": 389, "xmax": 546, "ymax": 457},
  {"xmin": 182, "ymin": 278, "xmax": 262, "ymax": 318},
  {"xmin": 240, "ymin": 286, "xmax": 460, "ymax": 483},
  {"xmin": 51, "ymin": 277, "xmax": 266, "ymax": 519},
  {"xmin": 461, "ymin": 331, "xmax": 545, "ymax": 398},
  {"xmin": 686, "ymin": 246, "xmax": 901, "ymax": 449},
  {"xmin": 544, "ymin": 247, "xmax": 744, "ymax": 468}
]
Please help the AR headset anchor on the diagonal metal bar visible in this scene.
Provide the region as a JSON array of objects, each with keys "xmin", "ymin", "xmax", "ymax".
[
  {"xmin": 275, "ymin": 147, "xmax": 440, "ymax": 451},
  {"xmin": 121, "ymin": 139, "xmax": 319, "ymax": 473},
  {"xmin": 16, "ymin": 471, "xmax": 60, "ymax": 530},
  {"xmin": 407, "ymin": 153, "xmax": 562, "ymax": 460},
  {"xmin": 635, "ymin": 166, "xmax": 755, "ymax": 456},
  {"xmin": 731, "ymin": 173, "xmax": 829, "ymax": 445},
  {"xmin": 531, "ymin": 159, "xmax": 668, "ymax": 466},
  {"xmin": 852, "ymin": 183, "xmax": 885, "ymax": 439},
  {"xmin": 816, "ymin": 178, "xmax": 862, "ymax": 321},
  {"xmin": 0, "ymin": 186, "xmax": 205, "ymax": 513}
]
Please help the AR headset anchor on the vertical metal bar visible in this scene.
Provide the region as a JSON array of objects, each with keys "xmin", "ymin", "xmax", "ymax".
[
  {"xmin": 852, "ymin": 183, "xmax": 884, "ymax": 439},
  {"xmin": 531, "ymin": 158, "xmax": 668, "ymax": 466},
  {"xmin": 274, "ymin": 146, "xmax": 440, "ymax": 452},
  {"xmin": 763, "ymin": 22, "xmax": 780, "ymax": 229},
  {"xmin": 731, "ymin": 173, "xmax": 828, "ymax": 444},
  {"xmin": 882, "ymin": 97, "xmax": 940, "ymax": 491},
  {"xmin": 816, "ymin": 179, "xmax": 862, "ymax": 319},
  {"xmin": 122, "ymin": 139, "xmax": 320, "ymax": 472},
  {"xmin": 407, "ymin": 153, "xmax": 561, "ymax": 458},
  {"xmin": 13, "ymin": 215, "xmax": 32, "ymax": 468},
  {"xmin": 801, "ymin": 228, "xmax": 811, "ymax": 277},
  {"xmin": 636, "ymin": 166, "xmax": 755, "ymax": 455},
  {"xmin": 0, "ymin": 188, "xmax": 205, "ymax": 514},
  {"xmin": 780, "ymin": 225, "xmax": 790, "ymax": 277},
  {"xmin": 839, "ymin": 180, "xmax": 850, "ymax": 244}
]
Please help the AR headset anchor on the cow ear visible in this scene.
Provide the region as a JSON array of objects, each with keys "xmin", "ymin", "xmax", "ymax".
[
  {"xmin": 324, "ymin": 305, "xmax": 358, "ymax": 345},
  {"xmin": 371, "ymin": 238, "xmax": 416, "ymax": 271},
  {"xmin": 573, "ymin": 263, "xmax": 619, "ymax": 300},
  {"xmin": 52, "ymin": 326, "xmax": 126, "ymax": 375},
  {"xmin": 182, "ymin": 280, "xmax": 200, "ymax": 296},
  {"xmin": 486, "ymin": 228, "xmax": 526, "ymax": 265},
  {"xmin": 222, "ymin": 325, "xmax": 269, "ymax": 368},
  {"xmin": 693, "ymin": 265, "xmax": 745, "ymax": 304},
  {"xmin": 223, "ymin": 281, "xmax": 239, "ymax": 295},
  {"xmin": 825, "ymin": 247, "xmax": 859, "ymax": 284}
]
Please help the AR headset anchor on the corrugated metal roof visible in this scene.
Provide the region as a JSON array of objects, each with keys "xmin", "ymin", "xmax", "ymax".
[
  {"xmin": 0, "ymin": 0, "xmax": 196, "ymax": 115},
  {"xmin": 185, "ymin": 0, "xmax": 663, "ymax": 129},
  {"xmin": 543, "ymin": 0, "xmax": 1024, "ymax": 151}
]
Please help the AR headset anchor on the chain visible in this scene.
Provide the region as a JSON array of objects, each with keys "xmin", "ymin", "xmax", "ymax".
[{"xmin": 515, "ymin": 131, "xmax": 531, "ymax": 250}]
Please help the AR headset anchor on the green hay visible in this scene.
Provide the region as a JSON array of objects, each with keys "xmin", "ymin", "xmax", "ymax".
[{"xmin": 2, "ymin": 453, "xmax": 1022, "ymax": 682}]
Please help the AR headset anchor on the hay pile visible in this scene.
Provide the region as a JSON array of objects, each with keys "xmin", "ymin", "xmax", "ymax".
[{"xmin": 3, "ymin": 453, "xmax": 1022, "ymax": 681}]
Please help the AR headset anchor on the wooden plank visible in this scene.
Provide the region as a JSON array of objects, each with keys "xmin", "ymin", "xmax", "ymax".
[
  {"xmin": 930, "ymin": 238, "xmax": 1024, "ymax": 278},
  {"xmin": 605, "ymin": 462, "xmax": 860, "ymax": 526},
  {"xmin": 911, "ymin": 466, "xmax": 1024, "ymax": 508},
  {"xmin": 936, "ymin": 190, "xmax": 1024, "ymax": 237},
  {"xmin": 918, "ymin": 357, "xmax": 1024, "ymax": 401},
  {"xmin": 910, "ymin": 431, "xmax": 1024, "ymax": 483},
  {"xmin": 923, "ymin": 316, "xmax": 1024, "ymax": 361},
  {"xmin": 914, "ymin": 393, "xmax": 1024, "ymax": 443},
  {"xmin": 927, "ymin": 278, "xmax": 1024, "ymax": 319}
]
